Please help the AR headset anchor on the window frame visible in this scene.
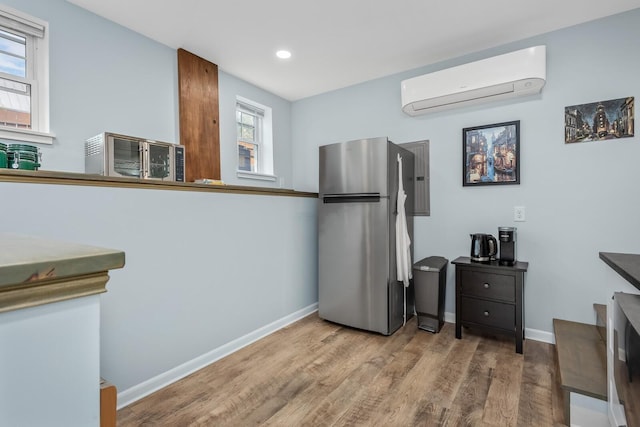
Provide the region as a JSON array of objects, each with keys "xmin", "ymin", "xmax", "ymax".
[
  {"xmin": 236, "ymin": 101, "xmax": 263, "ymax": 173},
  {"xmin": 235, "ymin": 96, "xmax": 275, "ymax": 182},
  {"xmin": 0, "ymin": 5, "xmax": 52, "ymax": 145}
]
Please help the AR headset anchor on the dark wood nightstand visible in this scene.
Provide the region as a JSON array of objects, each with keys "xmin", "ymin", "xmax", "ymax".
[{"xmin": 452, "ymin": 256, "xmax": 529, "ymax": 354}]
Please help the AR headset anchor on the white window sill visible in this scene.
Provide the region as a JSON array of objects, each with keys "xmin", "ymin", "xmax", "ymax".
[
  {"xmin": 0, "ymin": 127, "xmax": 55, "ymax": 145},
  {"xmin": 236, "ymin": 171, "xmax": 277, "ymax": 182}
]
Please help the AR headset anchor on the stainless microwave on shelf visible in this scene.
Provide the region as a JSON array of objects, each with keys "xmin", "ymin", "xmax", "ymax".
[{"xmin": 85, "ymin": 132, "xmax": 185, "ymax": 182}]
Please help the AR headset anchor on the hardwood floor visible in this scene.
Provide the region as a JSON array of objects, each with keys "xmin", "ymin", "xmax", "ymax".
[{"xmin": 118, "ymin": 314, "xmax": 565, "ymax": 426}]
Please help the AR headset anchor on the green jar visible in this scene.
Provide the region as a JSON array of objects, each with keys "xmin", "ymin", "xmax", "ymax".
[
  {"xmin": 8, "ymin": 143, "xmax": 39, "ymax": 153},
  {"xmin": 8, "ymin": 150, "xmax": 40, "ymax": 171},
  {"xmin": 7, "ymin": 143, "xmax": 41, "ymax": 170},
  {"xmin": 0, "ymin": 143, "xmax": 6, "ymax": 168}
]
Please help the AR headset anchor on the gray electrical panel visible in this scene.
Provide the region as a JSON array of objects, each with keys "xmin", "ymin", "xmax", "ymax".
[{"xmin": 400, "ymin": 140, "xmax": 430, "ymax": 216}]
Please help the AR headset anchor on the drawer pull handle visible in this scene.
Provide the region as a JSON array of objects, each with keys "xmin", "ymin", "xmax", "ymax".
[
  {"xmin": 483, "ymin": 283, "xmax": 490, "ymax": 289},
  {"xmin": 483, "ymin": 311, "xmax": 490, "ymax": 317}
]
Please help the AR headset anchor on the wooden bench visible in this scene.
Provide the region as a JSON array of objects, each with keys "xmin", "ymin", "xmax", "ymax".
[{"xmin": 553, "ymin": 308, "xmax": 607, "ymax": 426}]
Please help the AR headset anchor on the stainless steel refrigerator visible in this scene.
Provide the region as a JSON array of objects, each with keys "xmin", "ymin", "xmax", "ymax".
[{"xmin": 318, "ymin": 137, "xmax": 415, "ymax": 335}]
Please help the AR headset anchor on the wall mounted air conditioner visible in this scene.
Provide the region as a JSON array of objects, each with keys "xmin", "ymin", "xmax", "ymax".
[{"xmin": 401, "ymin": 45, "xmax": 546, "ymax": 116}]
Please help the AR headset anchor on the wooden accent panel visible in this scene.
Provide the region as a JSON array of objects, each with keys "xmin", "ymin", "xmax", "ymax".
[
  {"xmin": 117, "ymin": 314, "xmax": 564, "ymax": 426},
  {"xmin": 178, "ymin": 48, "xmax": 220, "ymax": 182}
]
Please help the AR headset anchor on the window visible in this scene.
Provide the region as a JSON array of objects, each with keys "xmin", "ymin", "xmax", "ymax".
[
  {"xmin": 236, "ymin": 101, "xmax": 261, "ymax": 172},
  {"xmin": 236, "ymin": 96, "xmax": 274, "ymax": 181},
  {"xmin": 0, "ymin": 5, "xmax": 51, "ymax": 144}
]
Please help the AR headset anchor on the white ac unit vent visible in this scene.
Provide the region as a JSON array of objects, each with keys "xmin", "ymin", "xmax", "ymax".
[{"xmin": 401, "ymin": 45, "xmax": 546, "ymax": 116}]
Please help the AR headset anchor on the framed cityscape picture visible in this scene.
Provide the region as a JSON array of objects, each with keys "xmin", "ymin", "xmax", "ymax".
[
  {"xmin": 463, "ymin": 120, "xmax": 520, "ymax": 186},
  {"xmin": 565, "ymin": 97, "xmax": 634, "ymax": 143}
]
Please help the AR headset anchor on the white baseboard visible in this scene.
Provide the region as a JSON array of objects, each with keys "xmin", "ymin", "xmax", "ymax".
[
  {"xmin": 444, "ymin": 311, "xmax": 455, "ymax": 324},
  {"xmin": 525, "ymin": 327, "xmax": 555, "ymax": 344},
  {"xmin": 117, "ymin": 303, "xmax": 318, "ymax": 409},
  {"xmin": 444, "ymin": 311, "xmax": 554, "ymax": 344}
]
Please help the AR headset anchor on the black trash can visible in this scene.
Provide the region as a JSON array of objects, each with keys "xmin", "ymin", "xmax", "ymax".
[{"xmin": 413, "ymin": 256, "xmax": 448, "ymax": 333}]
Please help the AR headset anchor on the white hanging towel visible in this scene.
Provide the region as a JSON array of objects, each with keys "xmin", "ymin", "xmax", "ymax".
[{"xmin": 396, "ymin": 153, "xmax": 412, "ymax": 288}]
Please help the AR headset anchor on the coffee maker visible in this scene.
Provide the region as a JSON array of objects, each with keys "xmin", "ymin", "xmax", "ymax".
[{"xmin": 498, "ymin": 227, "xmax": 517, "ymax": 265}]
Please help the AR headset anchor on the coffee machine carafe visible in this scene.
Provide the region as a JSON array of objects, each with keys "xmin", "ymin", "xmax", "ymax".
[{"xmin": 498, "ymin": 227, "xmax": 517, "ymax": 265}]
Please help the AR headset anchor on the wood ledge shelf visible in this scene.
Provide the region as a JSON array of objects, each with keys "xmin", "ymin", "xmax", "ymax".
[{"xmin": 0, "ymin": 169, "xmax": 318, "ymax": 199}]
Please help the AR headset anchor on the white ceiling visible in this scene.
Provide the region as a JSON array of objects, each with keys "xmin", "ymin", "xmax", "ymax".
[{"xmin": 67, "ymin": 0, "xmax": 640, "ymax": 101}]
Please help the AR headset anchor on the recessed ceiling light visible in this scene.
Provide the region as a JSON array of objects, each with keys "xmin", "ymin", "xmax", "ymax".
[{"xmin": 276, "ymin": 50, "xmax": 292, "ymax": 59}]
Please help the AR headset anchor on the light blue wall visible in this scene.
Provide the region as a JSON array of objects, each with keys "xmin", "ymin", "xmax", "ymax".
[
  {"xmin": 2, "ymin": 0, "xmax": 177, "ymax": 171},
  {"xmin": 0, "ymin": 0, "xmax": 311, "ymax": 398},
  {"xmin": 0, "ymin": 182, "xmax": 318, "ymax": 393},
  {"xmin": 292, "ymin": 9, "xmax": 640, "ymax": 333},
  {"xmin": 4, "ymin": 0, "xmax": 294, "ymax": 189}
]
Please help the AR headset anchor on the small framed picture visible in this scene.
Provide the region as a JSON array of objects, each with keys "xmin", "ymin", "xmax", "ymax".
[
  {"xmin": 463, "ymin": 120, "xmax": 520, "ymax": 186},
  {"xmin": 564, "ymin": 97, "xmax": 634, "ymax": 143}
]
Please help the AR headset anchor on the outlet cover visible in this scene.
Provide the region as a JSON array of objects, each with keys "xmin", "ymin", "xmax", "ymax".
[{"xmin": 514, "ymin": 206, "xmax": 526, "ymax": 222}]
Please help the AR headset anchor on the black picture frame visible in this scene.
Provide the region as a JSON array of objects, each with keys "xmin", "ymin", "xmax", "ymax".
[{"xmin": 462, "ymin": 120, "xmax": 520, "ymax": 186}]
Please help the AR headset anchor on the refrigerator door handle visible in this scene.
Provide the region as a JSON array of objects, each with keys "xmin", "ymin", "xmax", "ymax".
[{"xmin": 322, "ymin": 193, "xmax": 381, "ymax": 203}]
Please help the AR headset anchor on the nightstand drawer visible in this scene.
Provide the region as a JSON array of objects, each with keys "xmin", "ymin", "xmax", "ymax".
[
  {"xmin": 460, "ymin": 297, "xmax": 515, "ymax": 330},
  {"xmin": 460, "ymin": 270, "xmax": 515, "ymax": 302}
]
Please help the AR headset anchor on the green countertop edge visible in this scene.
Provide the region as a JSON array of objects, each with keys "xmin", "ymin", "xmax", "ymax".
[{"xmin": 0, "ymin": 233, "xmax": 125, "ymax": 289}]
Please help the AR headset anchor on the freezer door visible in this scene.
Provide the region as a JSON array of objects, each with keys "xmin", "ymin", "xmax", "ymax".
[
  {"xmin": 319, "ymin": 137, "xmax": 390, "ymax": 197},
  {"xmin": 318, "ymin": 198, "xmax": 390, "ymax": 334}
]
